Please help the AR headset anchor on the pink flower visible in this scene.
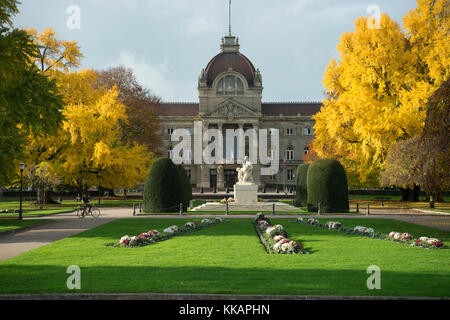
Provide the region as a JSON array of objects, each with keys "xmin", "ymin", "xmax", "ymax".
[{"xmin": 273, "ymin": 235, "xmax": 285, "ymax": 243}]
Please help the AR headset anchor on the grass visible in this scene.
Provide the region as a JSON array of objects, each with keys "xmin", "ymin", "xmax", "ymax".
[
  {"xmin": 0, "ymin": 218, "xmax": 448, "ymax": 297},
  {"xmin": 0, "ymin": 219, "xmax": 52, "ymax": 234},
  {"xmin": 0, "ymin": 199, "xmax": 141, "ymax": 217},
  {"xmin": 0, "ymin": 208, "xmax": 77, "ymax": 218}
]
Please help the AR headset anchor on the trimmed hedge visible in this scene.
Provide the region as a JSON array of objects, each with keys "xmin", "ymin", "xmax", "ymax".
[
  {"xmin": 307, "ymin": 159, "xmax": 349, "ymax": 213},
  {"xmin": 294, "ymin": 163, "xmax": 310, "ymax": 207},
  {"xmin": 176, "ymin": 165, "xmax": 193, "ymax": 211},
  {"xmin": 143, "ymin": 158, "xmax": 184, "ymax": 213}
]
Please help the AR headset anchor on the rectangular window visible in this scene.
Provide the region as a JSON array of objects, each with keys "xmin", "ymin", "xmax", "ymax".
[
  {"xmin": 269, "ymin": 174, "xmax": 276, "ymax": 181},
  {"xmin": 286, "ymin": 128, "xmax": 294, "ymax": 135},
  {"xmin": 287, "ymin": 169, "xmax": 294, "ymax": 181},
  {"xmin": 168, "ymin": 128, "xmax": 174, "ymax": 135},
  {"xmin": 285, "ymin": 149, "xmax": 294, "ymax": 161},
  {"xmin": 303, "ymin": 127, "xmax": 311, "ymax": 135}
]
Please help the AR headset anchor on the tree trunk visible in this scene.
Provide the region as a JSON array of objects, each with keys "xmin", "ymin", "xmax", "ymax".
[
  {"xmin": 413, "ymin": 184, "xmax": 420, "ymax": 202},
  {"xmin": 105, "ymin": 188, "xmax": 116, "ymax": 197},
  {"xmin": 436, "ymin": 191, "xmax": 443, "ymax": 202},
  {"xmin": 400, "ymin": 188, "xmax": 409, "ymax": 201},
  {"xmin": 44, "ymin": 190, "xmax": 59, "ymax": 205},
  {"xmin": 429, "ymin": 192, "xmax": 435, "ymax": 209}
]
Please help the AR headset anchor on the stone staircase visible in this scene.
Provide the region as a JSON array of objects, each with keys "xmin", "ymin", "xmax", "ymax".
[{"xmin": 191, "ymin": 202, "xmax": 302, "ymax": 212}]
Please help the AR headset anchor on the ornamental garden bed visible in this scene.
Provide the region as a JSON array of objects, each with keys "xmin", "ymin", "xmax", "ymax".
[
  {"xmin": 108, "ymin": 217, "xmax": 226, "ymax": 248},
  {"xmin": 0, "ymin": 218, "xmax": 449, "ymax": 297},
  {"xmin": 297, "ymin": 217, "xmax": 446, "ymax": 249},
  {"xmin": 253, "ymin": 213, "xmax": 309, "ymax": 254}
]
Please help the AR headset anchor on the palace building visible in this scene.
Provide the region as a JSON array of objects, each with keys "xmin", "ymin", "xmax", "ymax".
[{"xmin": 156, "ymin": 33, "xmax": 322, "ymax": 190}]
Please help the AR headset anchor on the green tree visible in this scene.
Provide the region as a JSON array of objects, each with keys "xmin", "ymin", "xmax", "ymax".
[{"xmin": 0, "ymin": 0, "xmax": 63, "ymax": 185}]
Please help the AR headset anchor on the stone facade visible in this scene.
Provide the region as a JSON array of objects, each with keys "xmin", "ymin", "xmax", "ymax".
[{"xmin": 156, "ymin": 35, "xmax": 321, "ymax": 190}]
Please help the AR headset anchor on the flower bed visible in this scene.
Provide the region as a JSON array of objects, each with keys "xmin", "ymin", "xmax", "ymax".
[
  {"xmin": 220, "ymin": 197, "xmax": 234, "ymax": 204},
  {"xmin": 254, "ymin": 213, "xmax": 308, "ymax": 254},
  {"xmin": 297, "ymin": 218, "xmax": 446, "ymax": 249},
  {"xmin": 110, "ymin": 218, "xmax": 226, "ymax": 248}
]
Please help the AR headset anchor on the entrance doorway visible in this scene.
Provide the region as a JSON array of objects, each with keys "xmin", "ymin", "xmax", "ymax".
[
  {"xmin": 224, "ymin": 169, "xmax": 237, "ymax": 189},
  {"xmin": 210, "ymin": 169, "xmax": 217, "ymax": 189}
]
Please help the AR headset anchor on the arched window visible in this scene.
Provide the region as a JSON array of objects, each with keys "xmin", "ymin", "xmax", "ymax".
[{"xmin": 216, "ymin": 75, "xmax": 244, "ymax": 96}]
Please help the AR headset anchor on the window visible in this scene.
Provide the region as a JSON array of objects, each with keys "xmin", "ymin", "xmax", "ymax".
[
  {"xmin": 181, "ymin": 147, "xmax": 191, "ymax": 162},
  {"xmin": 285, "ymin": 147, "xmax": 294, "ymax": 161},
  {"xmin": 303, "ymin": 127, "xmax": 312, "ymax": 135},
  {"xmin": 269, "ymin": 128, "xmax": 277, "ymax": 135},
  {"xmin": 287, "ymin": 169, "xmax": 294, "ymax": 181},
  {"xmin": 304, "ymin": 146, "xmax": 309, "ymax": 155},
  {"xmin": 168, "ymin": 146, "xmax": 173, "ymax": 158},
  {"xmin": 167, "ymin": 128, "xmax": 174, "ymax": 135},
  {"xmin": 216, "ymin": 75, "xmax": 244, "ymax": 95},
  {"xmin": 286, "ymin": 128, "xmax": 294, "ymax": 135},
  {"xmin": 269, "ymin": 174, "xmax": 276, "ymax": 181},
  {"xmin": 186, "ymin": 169, "xmax": 191, "ymax": 180}
]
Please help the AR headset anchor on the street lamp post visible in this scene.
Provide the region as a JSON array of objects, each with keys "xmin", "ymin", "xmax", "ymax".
[
  {"xmin": 98, "ymin": 172, "xmax": 101, "ymax": 207},
  {"xmin": 19, "ymin": 162, "xmax": 26, "ymax": 221}
]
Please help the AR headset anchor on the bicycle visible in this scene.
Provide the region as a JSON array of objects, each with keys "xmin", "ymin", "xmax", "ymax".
[{"xmin": 77, "ymin": 205, "xmax": 101, "ymax": 219}]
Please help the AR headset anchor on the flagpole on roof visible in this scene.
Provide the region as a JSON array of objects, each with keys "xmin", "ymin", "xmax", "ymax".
[{"xmin": 229, "ymin": 0, "xmax": 232, "ymax": 36}]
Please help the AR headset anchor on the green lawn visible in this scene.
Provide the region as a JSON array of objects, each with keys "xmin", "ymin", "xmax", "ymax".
[
  {"xmin": 0, "ymin": 219, "xmax": 52, "ymax": 234},
  {"xmin": 0, "ymin": 217, "xmax": 448, "ymax": 297}
]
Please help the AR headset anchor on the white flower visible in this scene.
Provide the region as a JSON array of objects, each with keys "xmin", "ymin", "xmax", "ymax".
[
  {"xmin": 120, "ymin": 235, "xmax": 131, "ymax": 244},
  {"xmin": 273, "ymin": 242, "xmax": 282, "ymax": 252},
  {"xmin": 281, "ymin": 242, "xmax": 293, "ymax": 252},
  {"xmin": 273, "ymin": 235, "xmax": 286, "ymax": 243},
  {"xmin": 354, "ymin": 226, "xmax": 374, "ymax": 234},
  {"xmin": 214, "ymin": 217, "xmax": 224, "ymax": 223},
  {"xmin": 325, "ymin": 221, "xmax": 342, "ymax": 229},
  {"xmin": 265, "ymin": 226, "xmax": 277, "ymax": 236},
  {"xmin": 297, "ymin": 217, "xmax": 304, "ymax": 222},
  {"xmin": 274, "ymin": 225, "xmax": 284, "ymax": 232},
  {"xmin": 164, "ymin": 226, "xmax": 179, "ymax": 234},
  {"xmin": 201, "ymin": 219, "xmax": 213, "ymax": 225}
]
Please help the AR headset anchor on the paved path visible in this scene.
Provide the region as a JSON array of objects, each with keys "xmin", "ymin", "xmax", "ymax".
[
  {"xmin": 0, "ymin": 208, "xmax": 449, "ymax": 262},
  {"xmin": 0, "ymin": 208, "xmax": 131, "ymax": 261}
]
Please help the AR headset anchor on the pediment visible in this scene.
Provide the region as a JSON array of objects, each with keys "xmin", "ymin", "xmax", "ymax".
[{"xmin": 205, "ymin": 99, "xmax": 259, "ymax": 120}]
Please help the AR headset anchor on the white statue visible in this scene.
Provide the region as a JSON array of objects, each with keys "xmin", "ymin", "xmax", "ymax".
[{"xmin": 236, "ymin": 156, "xmax": 253, "ymax": 184}]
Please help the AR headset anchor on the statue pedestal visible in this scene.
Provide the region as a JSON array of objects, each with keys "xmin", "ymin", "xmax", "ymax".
[{"xmin": 234, "ymin": 183, "xmax": 258, "ymax": 203}]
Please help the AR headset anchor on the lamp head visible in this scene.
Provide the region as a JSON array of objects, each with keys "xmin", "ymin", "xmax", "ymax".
[{"xmin": 19, "ymin": 163, "xmax": 26, "ymax": 171}]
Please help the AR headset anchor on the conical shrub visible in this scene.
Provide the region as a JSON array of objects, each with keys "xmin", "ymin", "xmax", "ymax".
[
  {"xmin": 143, "ymin": 158, "xmax": 184, "ymax": 213},
  {"xmin": 307, "ymin": 159, "xmax": 349, "ymax": 213}
]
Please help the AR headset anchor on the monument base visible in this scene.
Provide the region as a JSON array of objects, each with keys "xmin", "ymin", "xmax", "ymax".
[{"xmin": 234, "ymin": 183, "xmax": 258, "ymax": 203}]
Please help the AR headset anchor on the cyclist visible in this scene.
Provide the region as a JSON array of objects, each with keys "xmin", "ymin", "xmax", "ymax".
[{"xmin": 81, "ymin": 193, "xmax": 92, "ymax": 218}]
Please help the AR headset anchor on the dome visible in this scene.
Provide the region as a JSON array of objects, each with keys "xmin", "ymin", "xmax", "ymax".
[{"xmin": 205, "ymin": 51, "xmax": 256, "ymax": 88}]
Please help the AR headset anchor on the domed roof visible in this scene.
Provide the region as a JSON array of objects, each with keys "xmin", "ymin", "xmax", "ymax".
[{"xmin": 205, "ymin": 51, "xmax": 256, "ymax": 87}]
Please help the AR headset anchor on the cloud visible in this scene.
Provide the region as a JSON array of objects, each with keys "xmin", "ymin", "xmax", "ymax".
[
  {"xmin": 116, "ymin": 52, "xmax": 173, "ymax": 99},
  {"xmin": 182, "ymin": 10, "xmax": 224, "ymax": 36}
]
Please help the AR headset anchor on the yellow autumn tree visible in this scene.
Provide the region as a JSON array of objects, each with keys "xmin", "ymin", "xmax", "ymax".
[
  {"xmin": 313, "ymin": 0, "xmax": 449, "ymax": 185},
  {"xmin": 23, "ymin": 27, "xmax": 154, "ymax": 196},
  {"xmin": 53, "ymin": 73, "xmax": 154, "ymax": 191}
]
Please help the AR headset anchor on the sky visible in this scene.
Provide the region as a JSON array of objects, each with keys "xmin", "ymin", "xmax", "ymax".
[{"xmin": 13, "ymin": 0, "xmax": 418, "ymax": 102}]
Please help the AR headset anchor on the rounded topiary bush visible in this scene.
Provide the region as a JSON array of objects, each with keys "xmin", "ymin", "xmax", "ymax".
[
  {"xmin": 294, "ymin": 163, "xmax": 310, "ymax": 207},
  {"xmin": 307, "ymin": 159, "xmax": 349, "ymax": 213},
  {"xmin": 176, "ymin": 165, "xmax": 193, "ymax": 212},
  {"xmin": 143, "ymin": 158, "xmax": 184, "ymax": 213}
]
